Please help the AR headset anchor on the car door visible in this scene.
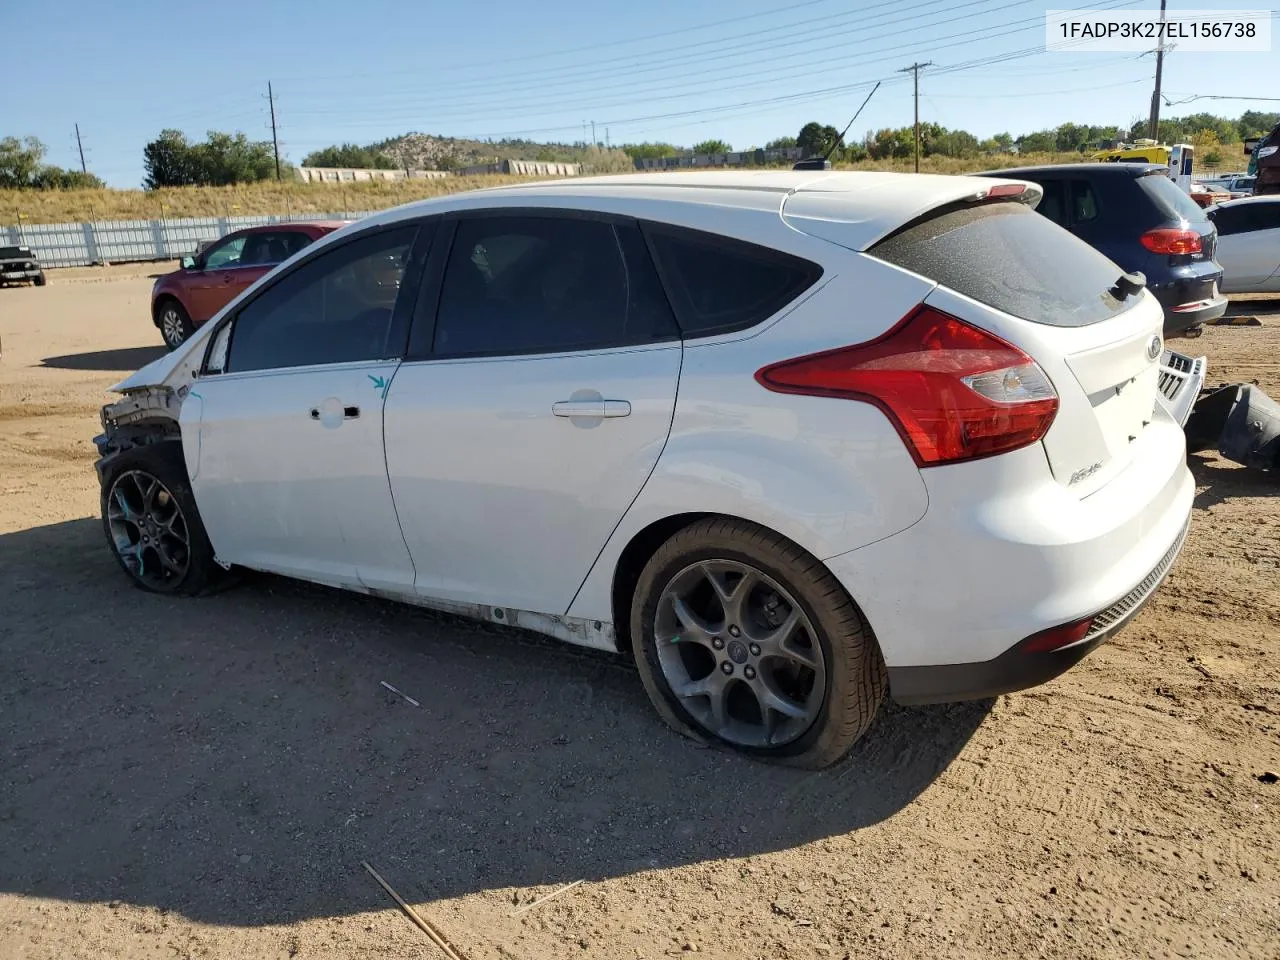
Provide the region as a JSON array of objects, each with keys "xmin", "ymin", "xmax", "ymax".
[
  {"xmin": 383, "ymin": 211, "xmax": 683, "ymax": 614},
  {"xmin": 181, "ymin": 221, "xmax": 430, "ymax": 590},
  {"xmin": 187, "ymin": 233, "xmax": 248, "ymax": 321},
  {"xmin": 1214, "ymin": 201, "xmax": 1280, "ymax": 292}
]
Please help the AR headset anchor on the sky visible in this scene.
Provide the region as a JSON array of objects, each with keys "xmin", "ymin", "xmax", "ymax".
[{"xmin": 7, "ymin": 0, "xmax": 1275, "ymax": 188}]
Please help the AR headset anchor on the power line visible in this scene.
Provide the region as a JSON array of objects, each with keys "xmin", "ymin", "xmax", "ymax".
[
  {"xmin": 273, "ymin": 0, "xmax": 841, "ymax": 83},
  {"xmin": 281, "ymin": 0, "xmax": 1139, "ymax": 132}
]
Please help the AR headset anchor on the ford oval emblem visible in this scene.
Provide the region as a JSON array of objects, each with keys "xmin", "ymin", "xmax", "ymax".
[{"xmin": 1147, "ymin": 335, "xmax": 1163, "ymax": 362}]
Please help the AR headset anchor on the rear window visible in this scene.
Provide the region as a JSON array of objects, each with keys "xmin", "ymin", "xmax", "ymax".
[
  {"xmin": 643, "ymin": 223, "xmax": 823, "ymax": 337},
  {"xmin": 0, "ymin": 246, "xmax": 32, "ymax": 259},
  {"xmin": 1137, "ymin": 173, "xmax": 1209, "ymax": 223},
  {"xmin": 870, "ymin": 202, "xmax": 1130, "ymax": 328}
]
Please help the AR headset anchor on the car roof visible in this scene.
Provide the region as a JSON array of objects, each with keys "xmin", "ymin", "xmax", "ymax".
[
  {"xmin": 976, "ymin": 162, "xmax": 1168, "ymax": 179},
  {"xmin": 1215, "ymin": 194, "xmax": 1280, "ymax": 208},
  {"xmin": 235, "ymin": 220, "xmax": 348, "ymax": 235},
  {"xmin": 351, "ymin": 170, "xmax": 1037, "ymax": 252}
]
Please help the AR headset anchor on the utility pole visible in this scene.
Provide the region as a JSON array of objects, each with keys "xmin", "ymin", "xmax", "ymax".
[
  {"xmin": 74, "ymin": 123, "xmax": 87, "ymax": 173},
  {"xmin": 606, "ymin": 127, "xmax": 611, "ymax": 149},
  {"xmin": 590, "ymin": 120, "xmax": 597, "ymax": 148},
  {"xmin": 268, "ymin": 81, "xmax": 281, "ymax": 180},
  {"xmin": 898, "ymin": 61, "xmax": 933, "ymax": 173},
  {"xmin": 1148, "ymin": 0, "xmax": 1167, "ymax": 140}
]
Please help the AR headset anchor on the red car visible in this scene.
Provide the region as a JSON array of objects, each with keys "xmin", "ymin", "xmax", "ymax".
[{"xmin": 151, "ymin": 221, "xmax": 345, "ymax": 349}]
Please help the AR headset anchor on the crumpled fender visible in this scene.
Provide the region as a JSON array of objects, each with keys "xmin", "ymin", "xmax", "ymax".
[{"xmin": 1186, "ymin": 383, "xmax": 1280, "ymax": 472}]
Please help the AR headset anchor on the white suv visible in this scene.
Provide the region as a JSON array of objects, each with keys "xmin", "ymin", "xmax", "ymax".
[{"xmin": 94, "ymin": 171, "xmax": 1194, "ymax": 768}]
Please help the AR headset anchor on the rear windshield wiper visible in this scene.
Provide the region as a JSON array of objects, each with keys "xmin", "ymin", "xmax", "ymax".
[{"xmin": 1109, "ymin": 271, "xmax": 1146, "ymax": 302}]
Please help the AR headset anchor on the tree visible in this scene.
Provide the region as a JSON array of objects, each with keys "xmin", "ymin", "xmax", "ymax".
[
  {"xmin": 796, "ymin": 122, "xmax": 840, "ymax": 157},
  {"xmin": 1016, "ymin": 130, "xmax": 1056, "ymax": 153},
  {"xmin": 866, "ymin": 127, "xmax": 912, "ymax": 160},
  {"xmin": 302, "ymin": 143, "xmax": 396, "ymax": 169},
  {"xmin": 765, "ymin": 135, "xmax": 797, "ymax": 150},
  {"xmin": 930, "ymin": 129, "xmax": 980, "ymax": 159},
  {"xmin": 622, "ymin": 142, "xmax": 680, "ymax": 161},
  {"xmin": 31, "ymin": 167, "xmax": 104, "ymax": 189},
  {"xmin": 144, "ymin": 129, "xmax": 279, "ymax": 188},
  {"xmin": 0, "ymin": 136, "xmax": 105, "ymax": 189},
  {"xmin": 692, "ymin": 139, "xmax": 732, "ymax": 155},
  {"xmin": 143, "ymin": 129, "xmax": 201, "ymax": 188},
  {"xmin": 0, "ymin": 136, "xmax": 46, "ymax": 188}
]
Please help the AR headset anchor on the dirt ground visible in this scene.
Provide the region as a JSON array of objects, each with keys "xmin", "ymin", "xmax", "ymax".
[{"xmin": 1, "ymin": 267, "xmax": 1277, "ymax": 960}]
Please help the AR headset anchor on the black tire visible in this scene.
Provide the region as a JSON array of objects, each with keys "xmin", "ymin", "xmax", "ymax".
[
  {"xmin": 156, "ymin": 298, "xmax": 194, "ymax": 350},
  {"xmin": 630, "ymin": 517, "xmax": 886, "ymax": 769},
  {"xmin": 33, "ymin": 272, "xmax": 47, "ymax": 287},
  {"xmin": 99, "ymin": 441, "xmax": 224, "ymax": 596}
]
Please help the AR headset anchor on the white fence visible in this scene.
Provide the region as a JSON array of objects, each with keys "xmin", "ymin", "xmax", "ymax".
[{"xmin": 2, "ymin": 212, "xmax": 375, "ymax": 268}]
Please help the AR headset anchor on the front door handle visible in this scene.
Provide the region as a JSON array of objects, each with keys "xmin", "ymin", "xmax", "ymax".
[{"xmin": 552, "ymin": 399, "xmax": 631, "ymax": 419}]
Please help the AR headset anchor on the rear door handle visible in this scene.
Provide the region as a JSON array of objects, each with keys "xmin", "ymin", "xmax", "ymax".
[
  {"xmin": 310, "ymin": 406, "xmax": 361, "ymax": 420},
  {"xmin": 551, "ymin": 399, "xmax": 631, "ymax": 418}
]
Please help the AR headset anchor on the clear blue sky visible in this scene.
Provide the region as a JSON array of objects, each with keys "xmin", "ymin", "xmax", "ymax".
[{"xmin": 8, "ymin": 0, "xmax": 1274, "ymax": 187}]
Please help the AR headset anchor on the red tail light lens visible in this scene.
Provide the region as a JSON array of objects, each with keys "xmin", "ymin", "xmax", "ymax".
[
  {"xmin": 754, "ymin": 305, "xmax": 1059, "ymax": 467},
  {"xmin": 1140, "ymin": 228, "xmax": 1203, "ymax": 255}
]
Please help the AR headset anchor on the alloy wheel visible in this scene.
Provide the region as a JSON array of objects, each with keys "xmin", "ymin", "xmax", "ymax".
[
  {"xmin": 160, "ymin": 307, "xmax": 185, "ymax": 348},
  {"xmin": 654, "ymin": 559, "xmax": 827, "ymax": 748},
  {"xmin": 106, "ymin": 470, "xmax": 190, "ymax": 589}
]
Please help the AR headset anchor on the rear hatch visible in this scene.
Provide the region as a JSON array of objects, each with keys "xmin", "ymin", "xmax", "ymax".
[
  {"xmin": 1136, "ymin": 170, "xmax": 1219, "ymax": 262},
  {"xmin": 812, "ymin": 196, "xmax": 1167, "ymax": 499}
]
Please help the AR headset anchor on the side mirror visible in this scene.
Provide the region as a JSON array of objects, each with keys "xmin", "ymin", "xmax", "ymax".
[{"xmin": 181, "ymin": 256, "xmax": 197, "ymax": 270}]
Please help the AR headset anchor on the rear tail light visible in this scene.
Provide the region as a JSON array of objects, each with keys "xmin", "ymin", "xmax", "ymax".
[
  {"xmin": 1140, "ymin": 228, "xmax": 1203, "ymax": 255},
  {"xmin": 755, "ymin": 305, "xmax": 1059, "ymax": 467},
  {"xmin": 1021, "ymin": 616, "xmax": 1095, "ymax": 654}
]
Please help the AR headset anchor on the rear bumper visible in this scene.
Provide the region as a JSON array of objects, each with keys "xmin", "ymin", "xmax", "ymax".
[
  {"xmin": 823, "ymin": 406, "xmax": 1195, "ymax": 703},
  {"xmin": 1149, "ymin": 277, "xmax": 1227, "ymax": 337},
  {"xmin": 889, "ymin": 516, "xmax": 1190, "ymax": 704}
]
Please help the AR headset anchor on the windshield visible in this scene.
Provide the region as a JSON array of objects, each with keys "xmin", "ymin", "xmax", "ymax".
[
  {"xmin": 0, "ymin": 246, "xmax": 32, "ymax": 259},
  {"xmin": 1138, "ymin": 173, "xmax": 1209, "ymax": 223}
]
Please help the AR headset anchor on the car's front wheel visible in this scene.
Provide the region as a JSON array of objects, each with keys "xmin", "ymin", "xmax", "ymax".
[
  {"xmin": 156, "ymin": 299, "xmax": 194, "ymax": 350},
  {"xmin": 630, "ymin": 518, "xmax": 886, "ymax": 769},
  {"xmin": 100, "ymin": 442, "xmax": 223, "ymax": 596}
]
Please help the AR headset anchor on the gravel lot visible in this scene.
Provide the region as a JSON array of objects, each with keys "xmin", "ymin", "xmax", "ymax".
[{"xmin": 1, "ymin": 267, "xmax": 1278, "ymax": 960}]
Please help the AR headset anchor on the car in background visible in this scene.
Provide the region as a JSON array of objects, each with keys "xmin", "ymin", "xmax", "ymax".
[
  {"xmin": 0, "ymin": 244, "xmax": 46, "ymax": 287},
  {"xmin": 151, "ymin": 221, "xmax": 345, "ymax": 349},
  {"xmin": 1207, "ymin": 195, "xmax": 1280, "ymax": 293},
  {"xmin": 977, "ymin": 163, "xmax": 1226, "ymax": 339},
  {"xmin": 95, "ymin": 171, "xmax": 1193, "ymax": 768}
]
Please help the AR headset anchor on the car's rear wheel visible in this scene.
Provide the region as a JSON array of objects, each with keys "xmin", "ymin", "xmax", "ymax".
[
  {"xmin": 100, "ymin": 442, "xmax": 222, "ymax": 596},
  {"xmin": 630, "ymin": 518, "xmax": 886, "ymax": 769},
  {"xmin": 33, "ymin": 273, "xmax": 47, "ymax": 287},
  {"xmin": 157, "ymin": 299, "xmax": 194, "ymax": 350}
]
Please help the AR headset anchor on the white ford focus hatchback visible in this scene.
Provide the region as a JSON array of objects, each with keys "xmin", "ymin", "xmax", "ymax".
[{"xmin": 95, "ymin": 171, "xmax": 1193, "ymax": 768}]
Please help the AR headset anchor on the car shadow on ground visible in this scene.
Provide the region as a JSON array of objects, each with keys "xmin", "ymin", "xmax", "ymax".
[
  {"xmin": 0, "ymin": 518, "xmax": 991, "ymax": 927},
  {"xmin": 40, "ymin": 345, "xmax": 166, "ymax": 371},
  {"xmin": 1190, "ymin": 452, "xmax": 1278, "ymax": 509},
  {"xmin": 1223, "ymin": 295, "xmax": 1280, "ymax": 319}
]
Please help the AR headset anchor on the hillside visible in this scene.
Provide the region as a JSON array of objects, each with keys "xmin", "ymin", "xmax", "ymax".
[
  {"xmin": 5, "ymin": 151, "xmax": 1108, "ymax": 225},
  {"xmin": 369, "ymin": 133, "xmax": 635, "ymax": 173}
]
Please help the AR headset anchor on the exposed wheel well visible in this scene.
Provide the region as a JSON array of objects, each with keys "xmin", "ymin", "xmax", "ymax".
[
  {"xmin": 152, "ymin": 295, "xmax": 181, "ymax": 327},
  {"xmin": 610, "ymin": 512, "xmax": 878, "ymax": 661},
  {"xmin": 611, "ymin": 513, "xmax": 712, "ymax": 656}
]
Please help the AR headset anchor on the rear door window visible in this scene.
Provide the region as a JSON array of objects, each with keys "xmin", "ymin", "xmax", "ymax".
[
  {"xmin": 431, "ymin": 215, "xmax": 678, "ymax": 357},
  {"xmin": 1137, "ymin": 173, "xmax": 1210, "ymax": 223},
  {"xmin": 1212, "ymin": 201, "xmax": 1280, "ymax": 235},
  {"xmin": 1069, "ymin": 180, "xmax": 1101, "ymax": 223},
  {"xmin": 1034, "ymin": 179, "xmax": 1068, "ymax": 226},
  {"xmin": 642, "ymin": 224, "xmax": 822, "ymax": 337},
  {"xmin": 870, "ymin": 201, "xmax": 1130, "ymax": 327}
]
